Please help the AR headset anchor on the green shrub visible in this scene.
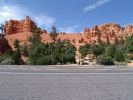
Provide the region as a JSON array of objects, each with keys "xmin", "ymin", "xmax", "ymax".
[
  {"xmin": 0, "ymin": 54, "xmax": 11, "ymax": 63},
  {"xmin": 50, "ymin": 26, "xmax": 58, "ymax": 41},
  {"xmin": 36, "ymin": 55, "xmax": 56, "ymax": 65},
  {"xmin": 12, "ymin": 49, "xmax": 22, "ymax": 65},
  {"xmin": 114, "ymin": 49, "xmax": 125, "ymax": 62},
  {"xmin": 105, "ymin": 45, "xmax": 116, "ymax": 58},
  {"xmin": 79, "ymin": 43, "xmax": 92, "ymax": 58},
  {"xmin": 1, "ymin": 58, "xmax": 14, "ymax": 65},
  {"xmin": 124, "ymin": 35, "xmax": 133, "ymax": 53},
  {"xmin": 98, "ymin": 55, "xmax": 114, "ymax": 65},
  {"xmin": 92, "ymin": 44, "xmax": 105, "ymax": 57}
]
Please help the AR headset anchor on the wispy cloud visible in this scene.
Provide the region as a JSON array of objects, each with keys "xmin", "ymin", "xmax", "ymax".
[
  {"xmin": 0, "ymin": 5, "xmax": 28, "ymax": 23},
  {"xmin": 0, "ymin": 4, "xmax": 55, "ymax": 30},
  {"xmin": 58, "ymin": 25, "xmax": 80, "ymax": 33},
  {"xmin": 83, "ymin": 0, "xmax": 111, "ymax": 12},
  {"xmin": 34, "ymin": 16, "xmax": 55, "ymax": 29}
]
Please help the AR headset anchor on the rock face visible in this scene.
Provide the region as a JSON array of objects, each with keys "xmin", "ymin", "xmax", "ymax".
[
  {"xmin": 2, "ymin": 17, "xmax": 133, "ymax": 63},
  {"xmin": 83, "ymin": 23, "xmax": 133, "ymax": 44},
  {"xmin": 3, "ymin": 17, "xmax": 133, "ymax": 49},
  {"xmin": 4, "ymin": 16, "xmax": 37, "ymax": 35},
  {"xmin": 124, "ymin": 25, "xmax": 133, "ymax": 36},
  {"xmin": 2, "ymin": 17, "xmax": 133, "ymax": 62},
  {"xmin": 0, "ymin": 34, "xmax": 4, "ymax": 39},
  {"xmin": 0, "ymin": 38, "xmax": 11, "ymax": 55}
]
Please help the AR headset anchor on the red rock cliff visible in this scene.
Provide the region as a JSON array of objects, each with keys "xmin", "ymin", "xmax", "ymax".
[
  {"xmin": 83, "ymin": 23, "xmax": 133, "ymax": 44},
  {"xmin": 0, "ymin": 38, "xmax": 11, "ymax": 55},
  {"xmin": 3, "ymin": 17, "xmax": 133, "ymax": 49},
  {"xmin": 4, "ymin": 16, "xmax": 37, "ymax": 35}
]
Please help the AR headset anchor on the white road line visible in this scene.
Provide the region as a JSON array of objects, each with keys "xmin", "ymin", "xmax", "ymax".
[
  {"xmin": 0, "ymin": 67, "xmax": 75, "ymax": 68},
  {"xmin": 0, "ymin": 72, "xmax": 133, "ymax": 75},
  {"xmin": 0, "ymin": 67, "xmax": 133, "ymax": 70}
]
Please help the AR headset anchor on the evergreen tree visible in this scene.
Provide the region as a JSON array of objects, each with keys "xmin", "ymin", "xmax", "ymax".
[
  {"xmin": 98, "ymin": 55, "xmax": 114, "ymax": 65},
  {"xmin": 28, "ymin": 27, "xmax": 42, "ymax": 43},
  {"xmin": 22, "ymin": 43, "xmax": 29, "ymax": 56},
  {"xmin": 12, "ymin": 39, "xmax": 23, "ymax": 64},
  {"xmin": 64, "ymin": 45, "xmax": 76, "ymax": 64},
  {"xmin": 105, "ymin": 45, "xmax": 116, "ymax": 58},
  {"xmin": 0, "ymin": 24, "xmax": 4, "ymax": 34},
  {"xmin": 124, "ymin": 35, "xmax": 133, "ymax": 53},
  {"xmin": 106, "ymin": 33, "xmax": 110, "ymax": 45},
  {"xmin": 29, "ymin": 43, "xmax": 44, "ymax": 64},
  {"xmin": 114, "ymin": 49, "xmax": 125, "ymax": 62},
  {"xmin": 12, "ymin": 48, "xmax": 22, "ymax": 65},
  {"xmin": 13, "ymin": 39, "xmax": 20, "ymax": 49},
  {"xmin": 79, "ymin": 43, "xmax": 92, "ymax": 58},
  {"xmin": 92, "ymin": 44, "xmax": 105, "ymax": 57},
  {"xmin": 50, "ymin": 26, "xmax": 58, "ymax": 41},
  {"xmin": 97, "ymin": 30, "xmax": 102, "ymax": 44}
]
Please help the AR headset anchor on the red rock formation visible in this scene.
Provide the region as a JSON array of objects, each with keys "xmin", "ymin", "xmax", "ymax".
[
  {"xmin": 124, "ymin": 25, "xmax": 133, "ymax": 36},
  {"xmin": 0, "ymin": 38, "xmax": 11, "ymax": 55},
  {"xmin": 0, "ymin": 34, "xmax": 4, "ymax": 39},
  {"xmin": 83, "ymin": 23, "xmax": 133, "ymax": 44},
  {"xmin": 3, "ymin": 16, "xmax": 133, "ymax": 63},
  {"xmin": 4, "ymin": 16, "xmax": 37, "ymax": 35},
  {"xmin": 3, "ymin": 17, "xmax": 133, "ymax": 50}
]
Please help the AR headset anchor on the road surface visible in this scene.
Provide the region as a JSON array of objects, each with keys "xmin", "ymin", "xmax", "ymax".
[{"xmin": 0, "ymin": 65, "xmax": 133, "ymax": 100}]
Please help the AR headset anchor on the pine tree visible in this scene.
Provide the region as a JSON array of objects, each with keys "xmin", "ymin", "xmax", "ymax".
[
  {"xmin": 0, "ymin": 24, "xmax": 4, "ymax": 34},
  {"xmin": 50, "ymin": 26, "xmax": 58, "ymax": 41},
  {"xmin": 13, "ymin": 39, "xmax": 20, "ymax": 49},
  {"xmin": 28, "ymin": 27, "xmax": 42, "ymax": 43},
  {"xmin": 97, "ymin": 30, "xmax": 102, "ymax": 44},
  {"xmin": 12, "ymin": 48, "xmax": 22, "ymax": 65},
  {"xmin": 106, "ymin": 33, "xmax": 110, "ymax": 45},
  {"xmin": 13, "ymin": 39, "xmax": 23, "ymax": 64},
  {"xmin": 22, "ymin": 43, "xmax": 29, "ymax": 56}
]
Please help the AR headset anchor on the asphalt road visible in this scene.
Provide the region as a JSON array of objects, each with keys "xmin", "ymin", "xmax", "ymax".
[{"xmin": 0, "ymin": 65, "xmax": 133, "ymax": 100}]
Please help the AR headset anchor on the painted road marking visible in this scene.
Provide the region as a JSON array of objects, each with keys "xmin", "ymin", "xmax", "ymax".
[
  {"xmin": 0, "ymin": 72, "xmax": 133, "ymax": 75},
  {"xmin": 0, "ymin": 67, "xmax": 133, "ymax": 70}
]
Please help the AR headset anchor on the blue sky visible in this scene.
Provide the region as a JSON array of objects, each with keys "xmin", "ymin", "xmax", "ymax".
[{"xmin": 0, "ymin": 0, "xmax": 133, "ymax": 33}]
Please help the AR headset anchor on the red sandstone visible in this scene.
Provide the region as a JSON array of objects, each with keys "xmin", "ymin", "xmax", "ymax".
[
  {"xmin": 4, "ymin": 16, "xmax": 37, "ymax": 35},
  {"xmin": 0, "ymin": 17, "xmax": 133, "ymax": 52}
]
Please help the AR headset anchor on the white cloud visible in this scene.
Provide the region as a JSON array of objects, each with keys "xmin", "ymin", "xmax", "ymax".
[
  {"xmin": 0, "ymin": 4, "xmax": 55, "ymax": 30},
  {"xmin": 83, "ymin": 0, "xmax": 111, "ymax": 12},
  {"xmin": 58, "ymin": 25, "xmax": 80, "ymax": 33},
  {"xmin": 34, "ymin": 16, "xmax": 55, "ymax": 29},
  {"xmin": 0, "ymin": 5, "xmax": 27, "ymax": 23},
  {"xmin": 122, "ymin": 24, "xmax": 133, "ymax": 28}
]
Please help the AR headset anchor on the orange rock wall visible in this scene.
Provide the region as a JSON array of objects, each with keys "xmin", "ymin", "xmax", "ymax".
[
  {"xmin": 4, "ymin": 16, "xmax": 37, "ymax": 35},
  {"xmin": 83, "ymin": 23, "xmax": 133, "ymax": 44},
  {"xmin": 0, "ymin": 38, "xmax": 11, "ymax": 55},
  {"xmin": 3, "ymin": 17, "xmax": 133, "ymax": 49}
]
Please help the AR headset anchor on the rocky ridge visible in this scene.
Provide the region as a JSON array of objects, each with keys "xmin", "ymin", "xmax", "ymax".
[{"xmin": 0, "ymin": 16, "xmax": 133, "ymax": 54}]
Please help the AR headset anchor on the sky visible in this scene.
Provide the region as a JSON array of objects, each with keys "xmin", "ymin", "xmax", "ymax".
[{"xmin": 0, "ymin": 0, "xmax": 133, "ymax": 33}]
